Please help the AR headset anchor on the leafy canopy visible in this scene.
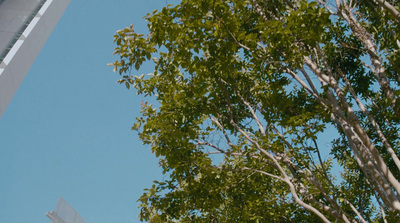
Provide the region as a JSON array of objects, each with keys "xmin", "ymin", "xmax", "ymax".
[{"xmin": 111, "ymin": 0, "xmax": 400, "ymax": 222}]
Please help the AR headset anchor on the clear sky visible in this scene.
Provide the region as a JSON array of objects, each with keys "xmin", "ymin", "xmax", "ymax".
[{"xmin": 0, "ymin": 1, "xmax": 178, "ymax": 222}]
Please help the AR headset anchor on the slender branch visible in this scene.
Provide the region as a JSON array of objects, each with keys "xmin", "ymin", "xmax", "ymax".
[
  {"xmin": 338, "ymin": 1, "xmax": 395, "ymax": 105},
  {"xmin": 284, "ymin": 68, "xmax": 331, "ymax": 111},
  {"xmin": 312, "ymin": 138, "xmax": 335, "ymax": 187},
  {"xmin": 242, "ymin": 167, "xmax": 285, "ymax": 181},
  {"xmin": 285, "ymin": 158, "xmax": 352, "ymax": 222},
  {"xmin": 343, "ymin": 199, "xmax": 368, "ymax": 223},
  {"xmin": 381, "ymin": 205, "xmax": 388, "ymax": 223},
  {"xmin": 196, "ymin": 140, "xmax": 227, "ymax": 154},
  {"xmin": 236, "ymin": 92, "xmax": 266, "ymax": 136},
  {"xmin": 271, "ymin": 124, "xmax": 352, "ymax": 222},
  {"xmin": 331, "ymin": 113, "xmax": 399, "ymax": 212},
  {"xmin": 299, "ymin": 67, "xmax": 319, "ymax": 94},
  {"xmin": 210, "ymin": 116, "xmax": 234, "ymax": 147},
  {"xmin": 373, "ymin": 0, "xmax": 400, "ymax": 22},
  {"xmin": 317, "ymin": 0, "xmax": 336, "ymax": 14},
  {"xmin": 304, "ymin": 55, "xmax": 400, "ymax": 203},
  {"xmin": 215, "ymin": 76, "xmax": 332, "ymax": 222},
  {"xmin": 340, "ymin": 71, "xmax": 400, "ymax": 172}
]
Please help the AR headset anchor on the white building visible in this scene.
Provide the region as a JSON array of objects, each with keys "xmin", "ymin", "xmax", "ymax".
[
  {"xmin": 47, "ymin": 197, "xmax": 86, "ymax": 223},
  {"xmin": 0, "ymin": 0, "xmax": 71, "ymax": 118}
]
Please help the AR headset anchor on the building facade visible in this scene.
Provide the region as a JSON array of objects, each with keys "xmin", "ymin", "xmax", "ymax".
[
  {"xmin": 0, "ymin": 0, "xmax": 71, "ymax": 118},
  {"xmin": 47, "ymin": 197, "xmax": 86, "ymax": 223}
]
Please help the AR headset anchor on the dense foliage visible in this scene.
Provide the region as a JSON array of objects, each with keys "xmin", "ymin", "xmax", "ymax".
[{"xmin": 111, "ymin": 0, "xmax": 400, "ymax": 222}]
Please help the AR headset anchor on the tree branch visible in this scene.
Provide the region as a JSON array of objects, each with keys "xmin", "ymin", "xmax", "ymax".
[{"xmin": 374, "ymin": 0, "xmax": 400, "ymax": 22}]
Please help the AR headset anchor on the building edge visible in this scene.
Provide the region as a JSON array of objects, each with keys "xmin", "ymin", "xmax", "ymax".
[{"xmin": 0, "ymin": 0, "xmax": 71, "ymax": 118}]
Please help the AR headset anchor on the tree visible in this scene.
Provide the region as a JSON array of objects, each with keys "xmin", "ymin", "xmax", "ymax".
[{"xmin": 110, "ymin": 0, "xmax": 400, "ymax": 222}]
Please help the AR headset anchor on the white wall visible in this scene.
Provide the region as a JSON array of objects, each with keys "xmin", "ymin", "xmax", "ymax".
[{"xmin": 0, "ymin": 0, "xmax": 71, "ymax": 117}]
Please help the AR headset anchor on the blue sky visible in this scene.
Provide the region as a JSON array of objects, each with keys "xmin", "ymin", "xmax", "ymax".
[{"xmin": 0, "ymin": 1, "xmax": 179, "ymax": 222}]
